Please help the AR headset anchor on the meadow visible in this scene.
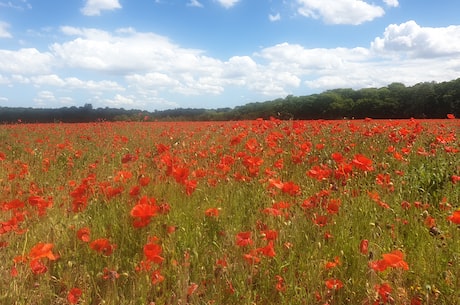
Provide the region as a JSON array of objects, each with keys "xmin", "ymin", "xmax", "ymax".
[{"xmin": 0, "ymin": 118, "xmax": 459, "ymax": 305}]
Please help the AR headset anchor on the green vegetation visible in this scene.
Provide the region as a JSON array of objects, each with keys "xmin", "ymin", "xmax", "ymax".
[
  {"xmin": 2, "ymin": 78, "xmax": 460, "ymax": 122},
  {"xmin": 0, "ymin": 119, "xmax": 459, "ymax": 304}
]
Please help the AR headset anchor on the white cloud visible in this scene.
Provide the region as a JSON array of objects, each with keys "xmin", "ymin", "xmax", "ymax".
[
  {"xmin": 0, "ymin": 0, "xmax": 31, "ymax": 10},
  {"xmin": 216, "ymin": 0, "xmax": 240, "ymax": 9},
  {"xmin": 30, "ymin": 74, "xmax": 124, "ymax": 92},
  {"xmin": 383, "ymin": 0, "xmax": 398, "ymax": 7},
  {"xmin": 81, "ymin": 0, "xmax": 121, "ymax": 16},
  {"xmin": 2, "ymin": 21, "xmax": 460, "ymax": 111},
  {"xmin": 187, "ymin": 0, "xmax": 203, "ymax": 8},
  {"xmin": 297, "ymin": 0, "xmax": 385, "ymax": 25},
  {"xmin": 0, "ymin": 21, "xmax": 12, "ymax": 38},
  {"xmin": 269, "ymin": 13, "xmax": 281, "ymax": 22},
  {"xmin": 34, "ymin": 90, "xmax": 56, "ymax": 106},
  {"xmin": 53, "ymin": 26, "xmax": 211, "ymax": 74},
  {"xmin": 106, "ymin": 94, "xmax": 135, "ymax": 107},
  {"xmin": 0, "ymin": 48, "xmax": 54, "ymax": 74},
  {"xmin": 372, "ymin": 20, "xmax": 460, "ymax": 58}
]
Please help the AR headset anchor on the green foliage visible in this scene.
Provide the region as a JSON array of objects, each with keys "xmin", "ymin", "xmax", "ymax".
[
  {"xmin": 0, "ymin": 119, "xmax": 459, "ymax": 304},
  {"xmin": 2, "ymin": 78, "xmax": 460, "ymax": 123}
]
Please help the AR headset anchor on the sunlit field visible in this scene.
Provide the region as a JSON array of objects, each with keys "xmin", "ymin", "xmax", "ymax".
[{"xmin": 1, "ymin": 118, "xmax": 459, "ymax": 305}]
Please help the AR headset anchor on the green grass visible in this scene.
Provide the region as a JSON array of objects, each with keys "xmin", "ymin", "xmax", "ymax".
[{"xmin": 0, "ymin": 119, "xmax": 459, "ymax": 305}]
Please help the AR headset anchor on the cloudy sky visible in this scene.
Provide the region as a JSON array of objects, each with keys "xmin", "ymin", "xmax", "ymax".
[{"xmin": 1, "ymin": 0, "xmax": 460, "ymax": 110}]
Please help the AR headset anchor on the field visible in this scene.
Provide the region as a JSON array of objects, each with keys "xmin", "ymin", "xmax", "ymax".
[{"xmin": 1, "ymin": 118, "xmax": 459, "ymax": 305}]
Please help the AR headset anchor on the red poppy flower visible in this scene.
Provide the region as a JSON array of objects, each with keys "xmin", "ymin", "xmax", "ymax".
[
  {"xmin": 325, "ymin": 256, "xmax": 340, "ymax": 269},
  {"xmin": 144, "ymin": 243, "xmax": 164, "ymax": 265},
  {"xmin": 384, "ymin": 250, "xmax": 409, "ymax": 268},
  {"xmin": 447, "ymin": 210, "xmax": 460, "ymax": 224},
  {"xmin": 325, "ymin": 278, "xmax": 344, "ymax": 290},
  {"xmin": 130, "ymin": 197, "xmax": 159, "ymax": 228},
  {"xmin": 275, "ymin": 275, "xmax": 286, "ymax": 292},
  {"xmin": 129, "ymin": 185, "xmax": 141, "ymax": 197},
  {"xmin": 359, "ymin": 239, "xmax": 369, "ymax": 255},
  {"xmin": 29, "ymin": 242, "xmax": 59, "ymax": 261},
  {"xmin": 352, "ymin": 154, "xmax": 374, "ymax": 171},
  {"xmin": 312, "ymin": 214, "xmax": 328, "ymax": 227},
  {"xmin": 67, "ymin": 287, "xmax": 82, "ymax": 304},
  {"xmin": 261, "ymin": 229, "xmax": 278, "ymax": 241},
  {"xmin": 205, "ymin": 207, "xmax": 219, "ymax": 217},
  {"xmin": 90, "ymin": 238, "xmax": 116, "ymax": 256},
  {"xmin": 77, "ymin": 227, "xmax": 91, "ymax": 243},
  {"xmin": 281, "ymin": 181, "xmax": 301, "ymax": 196},
  {"xmin": 236, "ymin": 231, "xmax": 253, "ymax": 247},
  {"xmin": 370, "ymin": 249, "xmax": 409, "ymax": 272},
  {"xmin": 256, "ymin": 240, "xmax": 276, "ymax": 257},
  {"xmin": 375, "ymin": 283, "xmax": 392, "ymax": 303},
  {"xmin": 151, "ymin": 269, "xmax": 165, "ymax": 285},
  {"xmin": 29, "ymin": 258, "xmax": 48, "ymax": 274},
  {"xmin": 243, "ymin": 250, "xmax": 260, "ymax": 265},
  {"xmin": 451, "ymin": 175, "xmax": 460, "ymax": 184},
  {"xmin": 102, "ymin": 267, "xmax": 120, "ymax": 280}
]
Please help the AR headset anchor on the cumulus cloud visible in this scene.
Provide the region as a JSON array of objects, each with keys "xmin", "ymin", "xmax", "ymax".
[
  {"xmin": 383, "ymin": 0, "xmax": 399, "ymax": 7},
  {"xmin": 269, "ymin": 13, "xmax": 281, "ymax": 22},
  {"xmin": 33, "ymin": 90, "xmax": 56, "ymax": 106},
  {"xmin": 0, "ymin": 48, "xmax": 54, "ymax": 74},
  {"xmin": 53, "ymin": 26, "xmax": 212, "ymax": 74},
  {"xmin": 371, "ymin": 20, "xmax": 460, "ymax": 58},
  {"xmin": 187, "ymin": 0, "xmax": 203, "ymax": 8},
  {"xmin": 216, "ymin": 0, "xmax": 240, "ymax": 9},
  {"xmin": 0, "ymin": 21, "xmax": 12, "ymax": 38},
  {"xmin": 0, "ymin": 0, "xmax": 32, "ymax": 10},
  {"xmin": 296, "ymin": 0, "xmax": 385, "ymax": 25},
  {"xmin": 81, "ymin": 0, "xmax": 121, "ymax": 16},
  {"xmin": 1, "ymin": 21, "xmax": 460, "ymax": 110},
  {"xmin": 31, "ymin": 74, "xmax": 124, "ymax": 92}
]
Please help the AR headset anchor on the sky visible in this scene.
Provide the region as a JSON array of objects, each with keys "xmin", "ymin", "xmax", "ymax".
[{"xmin": 1, "ymin": 0, "xmax": 460, "ymax": 111}]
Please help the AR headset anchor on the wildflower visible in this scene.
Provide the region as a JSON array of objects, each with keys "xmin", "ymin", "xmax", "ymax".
[
  {"xmin": 369, "ymin": 249, "xmax": 409, "ymax": 272},
  {"xmin": 375, "ymin": 283, "xmax": 392, "ymax": 303},
  {"xmin": 256, "ymin": 240, "xmax": 276, "ymax": 257},
  {"xmin": 451, "ymin": 175, "xmax": 460, "ymax": 184},
  {"xmin": 30, "ymin": 259, "xmax": 48, "ymax": 274},
  {"xmin": 352, "ymin": 154, "xmax": 374, "ymax": 171},
  {"xmin": 447, "ymin": 210, "xmax": 460, "ymax": 224},
  {"xmin": 144, "ymin": 243, "xmax": 164, "ymax": 265},
  {"xmin": 236, "ymin": 231, "xmax": 253, "ymax": 247},
  {"xmin": 205, "ymin": 207, "xmax": 219, "ymax": 217},
  {"xmin": 102, "ymin": 267, "xmax": 120, "ymax": 280},
  {"xmin": 325, "ymin": 256, "xmax": 340, "ymax": 269},
  {"xmin": 77, "ymin": 227, "xmax": 91, "ymax": 243},
  {"xmin": 359, "ymin": 239, "xmax": 369, "ymax": 255},
  {"xmin": 151, "ymin": 269, "xmax": 165, "ymax": 285},
  {"xmin": 67, "ymin": 287, "xmax": 82, "ymax": 304},
  {"xmin": 281, "ymin": 181, "xmax": 301, "ymax": 196},
  {"xmin": 325, "ymin": 278, "xmax": 344, "ymax": 290},
  {"xmin": 188, "ymin": 282, "xmax": 199, "ymax": 296},
  {"xmin": 29, "ymin": 242, "xmax": 59, "ymax": 261},
  {"xmin": 275, "ymin": 275, "xmax": 286, "ymax": 292},
  {"xmin": 130, "ymin": 196, "xmax": 159, "ymax": 228},
  {"xmin": 243, "ymin": 250, "xmax": 260, "ymax": 265},
  {"xmin": 90, "ymin": 238, "xmax": 116, "ymax": 256},
  {"xmin": 185, "ymin": 179, "xmax": 197, "ymax": 195},
  {"xmin": 129, "ymin": 185, "xmax": 141, "ymax": 197},
  {"xmin": 312, "ymin": 214, "xmax": 328, "ymax": 227},
  {"xmin": 261, "ymin": 229, "xmax": 278, "ymax": 241}
]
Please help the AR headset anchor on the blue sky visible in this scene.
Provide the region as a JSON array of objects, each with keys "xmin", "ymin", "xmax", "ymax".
[{"xmin": 1, "ymin": 0, "xmax": 460, "ymax": 111}]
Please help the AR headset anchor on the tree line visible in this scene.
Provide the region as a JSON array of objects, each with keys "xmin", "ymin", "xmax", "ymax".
[{"xmin": 1, "ymin": 78, "xmax": 460, "ymax": 123}]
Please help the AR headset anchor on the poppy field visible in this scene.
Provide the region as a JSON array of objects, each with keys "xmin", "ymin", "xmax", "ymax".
[{"xmin": 1, "ymin": 118, "xmax": 459, "ymax": 305}]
